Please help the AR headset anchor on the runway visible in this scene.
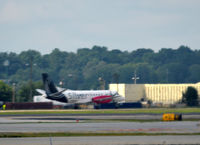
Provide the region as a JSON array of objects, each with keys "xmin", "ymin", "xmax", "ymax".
[
  {"xmin": 0, "ymin": 114, "xmax": 200, "ymax": 133},
  {"xmin": 0, "ymin": 121, "xmax": 200, "ymax": 133},
  {"xmin": 0, "ymin": 113, "xmax": 200, "ymax": 144}
]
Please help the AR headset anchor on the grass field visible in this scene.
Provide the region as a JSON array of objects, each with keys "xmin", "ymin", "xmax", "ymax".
[
  {"xmin": 1, "ymin": 132, "xmax": 200, "ymax": 138},
  {"xmin": 0, "ymin": 108, "xmax": 200, "ymax": 115}
]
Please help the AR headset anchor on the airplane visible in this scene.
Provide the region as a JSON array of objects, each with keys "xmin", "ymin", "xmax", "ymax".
[{"xmin": 35, "ymin": 73, "xmax": 125, "ymax": 108}]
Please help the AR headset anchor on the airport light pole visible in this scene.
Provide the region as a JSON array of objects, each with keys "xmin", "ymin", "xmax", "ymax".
[
  {"xmin": 132, "ymin": 70, "xmax": 139, "ymax": 84},
  {"xmin": 59, "ymin": 74, "xmax": 73, "ymax": 88},
  {"xmin": 113, "ymin": 73, "xmax": 119, "ymax": 92},
  {"xmin": 98, "ymin": 77, "xmax": 105, "ymax": 90},
  {"xmin": 12, "ymin": 83, "xmax": 16, "ymax": 103},
  {"xmin": 59, "ymin": 80, "xmax": 64, "ymax": 87},
  {"xmin": 29, "ymin": 57, "xmax": 33, "ymax": 102},
  {"xmin": 166, "ymin": 68, "xmax": 169, "ymax": 83},
  {"xmin": 26, "ymin": 57, "xmax": 36, "ymax": 102},
  {"xmin": 3, "ymin": 60, "xmax": 10, "ymax": 83}
]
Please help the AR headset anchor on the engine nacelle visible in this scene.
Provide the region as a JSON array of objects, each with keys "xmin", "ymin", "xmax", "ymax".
[{"xmin": 92, "ymin": 95, "xmax": 113, "ymax": 104}]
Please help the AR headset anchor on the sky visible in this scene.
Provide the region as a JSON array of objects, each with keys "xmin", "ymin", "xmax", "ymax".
[{"xmin": 0, "ymin": 0, "xmax": 200, "ymax": 54}]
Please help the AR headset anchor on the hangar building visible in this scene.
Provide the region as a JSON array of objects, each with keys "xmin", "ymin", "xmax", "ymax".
[{"xmin": 109, "ymin": 83, "xmax": 200, "ymax": 104}]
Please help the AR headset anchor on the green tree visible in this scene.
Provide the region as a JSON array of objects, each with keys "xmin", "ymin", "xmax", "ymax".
[
  {"xmin": 118, "ymin": 63, "xmax": 136, "ymax": 83},
  {"xmin": 130, "ymin": 48, "xmax": 154, "ymax": 63},
  {"xmin": 16, "ymin": 81, "xmax": 43, "ymax": 102},
  {"xmin": 17, "ymin": 83, "xmax": 30, "ymax": 102},
  {"xmin": 187, "ymin": 64, "xmax": 200, "ymax": 83},
  {"xmin": 165, "ymin": 63, "xmax": 188, "ymax": 83},
  {"xmin": 154, "ymin": 48, "xmax": 175, "ymax": 65},
  {"xmin": 182, "ymin": 87, "xmax": 199, "ymax": 106},
  {"xmin": 137, "ymin": 63, "xmax": 157, "ymax": 83},
  {"xmin": 1, "ymin": 45, "xmax": 200, "ymax": 90},
  {"xmin": 0, "ymin": 81, "xmax": 12, "ymax": 102}
]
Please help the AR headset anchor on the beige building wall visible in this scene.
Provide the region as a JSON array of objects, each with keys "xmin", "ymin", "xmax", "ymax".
[
  {"xmin": 109, "ymin": 84, "xmax": 125, "ymax": 99},
  {"xmin": 109, "ymin": 83, "xmax": 200, "ymax": 104},
  {"xmin": 125, "ymin": 84, "xmax": 145, "ymax": 102}
]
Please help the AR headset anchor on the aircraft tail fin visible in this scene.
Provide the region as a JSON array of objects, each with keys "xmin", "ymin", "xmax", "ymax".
[
  {"xmin": 42, "ymin": 73, "xmax": 68, "ymax": 102},
  {"xmin": 42, "ymin": 73, "xmax": 58, "ymax": 95}
]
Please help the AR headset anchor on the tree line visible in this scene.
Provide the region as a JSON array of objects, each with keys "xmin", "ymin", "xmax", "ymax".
[{"xmin": 0, "ymin": 45, "xmax": 200, "ymax": 102}]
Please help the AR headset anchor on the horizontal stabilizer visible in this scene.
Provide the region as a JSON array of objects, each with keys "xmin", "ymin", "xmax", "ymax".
[
  {"xmin": 56, "ymin": 87, "xmax": 66, "ymax": 92},
  {"xmin": 36, "ymin": 89, "xmax": 46, "ymax": 95}
]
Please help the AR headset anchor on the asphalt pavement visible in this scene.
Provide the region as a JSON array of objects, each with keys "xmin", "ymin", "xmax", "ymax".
[
  {"xmin": 1, "ymin": 136, "xmax": 200, "ymax": 145},
  {"xmin": 0, "ymin": 114, "xmax": 200, "ymax": 133},
  {"xmin": 0, "ymin": 113, "xmax": 200, "ymax": 144}
]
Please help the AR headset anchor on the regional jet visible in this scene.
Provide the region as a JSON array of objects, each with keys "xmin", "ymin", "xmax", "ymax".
[{"xmin": 35, "ymin": 73, "xmax": 125, "ymax": 107}]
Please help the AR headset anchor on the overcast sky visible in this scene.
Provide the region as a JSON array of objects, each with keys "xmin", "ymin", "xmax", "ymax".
[{"xmin": 0, "ymin": 0, "xmax": 200, "ymax": 54}]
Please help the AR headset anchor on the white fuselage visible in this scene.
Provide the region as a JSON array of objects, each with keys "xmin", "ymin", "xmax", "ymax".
[
  {"xmin": 63, "ymin": 90, "xmax": 113, "ymax": 104},
  {"xmin": 35, "ymin": 88, "xmax": 124, "ymax": 105}
]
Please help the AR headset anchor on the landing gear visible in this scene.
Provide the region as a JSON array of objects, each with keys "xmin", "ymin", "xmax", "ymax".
[
  {"xmin": 94, "ymin": 103, "xmax": 100, "ymax": 109},
  {"xmin": 114, "ymin": 103, "xmax": 120, "ymax": 109},
  {"xmin": 74, "ymin": 104, "xmax": 80, "ymax": 109}
]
